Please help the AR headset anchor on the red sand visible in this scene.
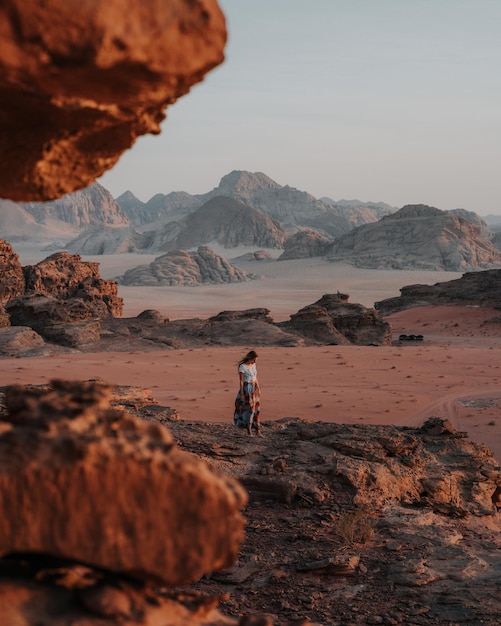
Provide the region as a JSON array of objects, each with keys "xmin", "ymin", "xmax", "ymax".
[{"xmin": 1, "ymin": 305, "xmax": 501, "ymax": 461}]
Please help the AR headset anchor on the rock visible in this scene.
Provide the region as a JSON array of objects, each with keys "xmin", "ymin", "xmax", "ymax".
[
  {"xmin": 209, "ymin": 309, "xmax": 274, "ymax": 323},
  {"xmin": 281, "ymin": 293, "xmax": 391, "ymax": 346},
  {"xmin": 375, "ymin": 269, "xmax": 501, "ymax": 315},
  {"xmin": 281, "ymin": 303, "xmax": 351, "ymax": 346},
  {"xmin": 0, "ymin": 0, "xmax": 226, "ymax": 201},
  {"xmin": 145, "ymin": 196, "xmax": 288, "ymax": 252},
  {"xmin": 117, "ymin": 246, "xmax": 254, "ymax": 286},
  {"xmin": 0, "ymin": 306, "xmax": 9, "ymax": 329},
  {"xmin": 0, "ymin": 380, "xmax": 247, "ymax": 585},
  {"xmin": 23, "ymin": 251, "xmax": 123, "ymax": 317},
  {"xmin": 0, "ymin": 577, "xmax": 242, "ymax": 625},
  {"xmin": 327, "ymin": 204, "xmax": 501, "ymax": 271},
  {"xmin": 6, "ymin": 293, "xmax": 101, "ymax": 347},
  {"xmin": 136, "ymin": 309, "xmax": 168, "ymax": 323},
  {"xmin": 22, "ymin": 183, "xmax": 130, "ymax": 230},
  {"xmin": 65, "ymin": 225, "xmax": 151, "ymax": 255},
  {"xmin": 231, "ymin": 250, "xmax": 274, "ymax": 262},
  {"xmin": 0, "ymin": 240, "xmax": 25, "ymax": 304},
  {"xmin": 0, "ymin": 326, "xmax": 45, "ymax": 356},
  {"xmin": 278, "ymin": 229, "xmax": 332, "ymax": 260}
]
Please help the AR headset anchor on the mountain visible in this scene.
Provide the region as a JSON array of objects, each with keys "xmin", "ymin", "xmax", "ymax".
[
  {"xmin": 201, "ymin": 171, "xmax": 354, "ymax": 237},
  {"xmin": 21, "ymin": 183, "xmax": 130, "ymax": 231},
  {"xmin": 320, "ymin": 197, "xmax": 394, "ymax": 226},
  {"xmin": 146, "ymin": 196, "xmax": 288, "ymax": 252},
  {"xmin": 0, "ymin": 199, "xmax": 77, "ymax": 242},
  {"xmin": 65, "ymin": 226, "xmax": 153, "ymax": 255},
  {"xmin": 326, "ymin": 205, "xmax": 501, "ymax": 271},
  {"xmin": 117, "ymin": 190, "xmax": 199, "ymax": 226}
]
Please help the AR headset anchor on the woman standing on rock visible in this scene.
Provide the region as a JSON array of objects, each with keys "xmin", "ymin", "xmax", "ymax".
[{"xmin": 234, "ymin": 350, "xmax": 262, "ymax": 437}]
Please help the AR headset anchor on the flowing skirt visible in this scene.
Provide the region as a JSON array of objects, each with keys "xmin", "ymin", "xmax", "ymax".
[{"xmin": 234, "ymin": 381, "xmax": 260, "ymax": 428}]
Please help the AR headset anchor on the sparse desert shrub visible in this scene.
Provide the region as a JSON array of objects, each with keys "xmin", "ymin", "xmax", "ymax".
[{"xmin": 333, "ymin": 507, "xmax": 374, "ymax": 545}]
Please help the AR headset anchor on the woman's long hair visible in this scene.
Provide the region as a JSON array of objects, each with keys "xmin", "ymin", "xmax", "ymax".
[{"xmin": 238, "ymin": 350, "xmax": 258, "ymax": 368}]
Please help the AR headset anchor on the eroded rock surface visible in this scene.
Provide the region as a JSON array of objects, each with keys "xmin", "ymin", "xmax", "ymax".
[
  {"xmin": 0, "ymin": 0, "xmax": 226, "ymax": 201},
  {"xmin": 375, "ymin": 268, "xmax": 501, "ymax": 316},
  {"xmin": 160, "ymin": 414, "xmax": 501, "ymax": 625},
  {"xmin": 23, "ymin": 251, "xmax": 123, "ymax": 317},
  {"xmin": 280, "ymin": 293, "xmax": 391, "ymax": 346},
  {"xmin": 117, "ymin": 246, "xmax": 255, "ymax": 286},
  {"xmin": 0, "ymin": 380, "xmax": 247, "ymax": 585},
  {"xmin": 0, "ymin": 240, "xmax": 24, "ymax": 303},
  {"xmin": 327, "ymin": 204, "xmax": 501, "ymax": 271},
  {"xmin": 278, "ymin": 229, "xmax": 332, "ymax": 260}
]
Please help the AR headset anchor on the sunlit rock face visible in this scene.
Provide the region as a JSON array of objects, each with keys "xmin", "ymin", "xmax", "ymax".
[
  {"xmin": 0, "ymin": 380, "xmax": 247, "ymax": 585},
  {"xmin": 0, "ymin": 0, "xmax": 226, "ymax": 201}
]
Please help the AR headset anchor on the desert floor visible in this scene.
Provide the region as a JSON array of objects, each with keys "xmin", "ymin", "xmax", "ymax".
[{"xmin": 4, "ymin": 250, "xmax": 501, "ymax": 462}]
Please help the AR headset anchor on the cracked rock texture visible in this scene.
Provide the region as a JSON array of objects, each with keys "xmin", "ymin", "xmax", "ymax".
[
  {"xmin": 0, "ymin": 380, "xmax": 247, "ymax": 586},
  {"xmin": 0, "ymin": 0, "xmax": 226, "ymax": 201}
]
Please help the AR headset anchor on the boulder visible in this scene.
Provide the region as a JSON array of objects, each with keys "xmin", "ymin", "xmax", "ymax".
[
  {"xmin": 0, "ymin": 327, "xmax": 45, "ymax": 356},
  {"xmin": 0, "ymin": 380, "xmax": 247, "ymax": 585},
  {"xmin": 0, "ymin": 0, "xmax": 226, "ymax": 201},
  {"xmin": 6, "ymin": 293, "xmax": 100, "ymax": 347}
]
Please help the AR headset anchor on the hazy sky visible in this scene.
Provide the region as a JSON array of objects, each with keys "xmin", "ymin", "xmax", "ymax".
[{"xmin": 98, "ymin": 1, "xmax": 501, "ymax": 215}]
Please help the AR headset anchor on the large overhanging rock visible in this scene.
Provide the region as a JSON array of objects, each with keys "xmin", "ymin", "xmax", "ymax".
[
  {"xmin": 0, "ymin": 380, "xmax": 247, "ymax": 585},
  {"xmin": 0, "ymin": 0, "xmax": 226, "ymax": 201}
]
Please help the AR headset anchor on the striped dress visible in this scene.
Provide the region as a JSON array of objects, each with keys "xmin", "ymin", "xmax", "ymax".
[{"xmin": 233, "ymin": 362, "xmax": 260, "ymax": 428}]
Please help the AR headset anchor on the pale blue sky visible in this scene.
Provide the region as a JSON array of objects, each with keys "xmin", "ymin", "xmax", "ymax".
[{"xmin": 99, "ymin": 1, "xmax": 501, "ymax": 214}]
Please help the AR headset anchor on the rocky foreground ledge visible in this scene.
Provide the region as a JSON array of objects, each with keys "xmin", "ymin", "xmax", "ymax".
[{"xmin": 0, "ymin": 381, "xmax": 501, "ymax": 624}]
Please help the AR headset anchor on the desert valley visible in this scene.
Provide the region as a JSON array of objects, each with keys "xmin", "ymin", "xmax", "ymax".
[
  {"xmin": 2, "ymin": 171, "xmax": 501, "ymax": 624},
  {"xmin": 2, "ymin": 2, "xmax": 501, "ymax": 624}
]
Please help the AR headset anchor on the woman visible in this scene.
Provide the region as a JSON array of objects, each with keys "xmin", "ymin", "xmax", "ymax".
[{"xmin": 233, "ymin": 350, "xmax": 262, "ymax": 437}]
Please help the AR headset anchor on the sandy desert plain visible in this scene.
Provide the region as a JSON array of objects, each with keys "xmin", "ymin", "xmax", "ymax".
[{"xmin": 3, "ymin": 246, "xmax": 501, "ymax": 463}]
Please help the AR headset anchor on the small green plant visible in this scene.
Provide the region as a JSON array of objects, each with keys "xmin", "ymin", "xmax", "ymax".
[{"xmin": 333, "ymin": 507, "xmax": 374, "ymax": 545}]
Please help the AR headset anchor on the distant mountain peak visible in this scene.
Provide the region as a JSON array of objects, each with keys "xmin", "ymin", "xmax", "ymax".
[{"xmin": 217, "ymin": 170, "xmax": 282, "ymax": 193}]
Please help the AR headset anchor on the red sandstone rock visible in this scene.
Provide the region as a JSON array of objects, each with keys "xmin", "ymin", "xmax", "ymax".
[
  {"xmin": 23, "ymin": 251, "xmax": 123, "ymax": 317},
  {"xmin": 0, "ymin": 380, "xmax": 247, "ymax": 585},
  {"xmin": 0, "ymin": 240, "xmax": 24, "ymax": 303},
  {"xmin": 0, "ymin": 0, "xmax": 226, "ymax": 201}
]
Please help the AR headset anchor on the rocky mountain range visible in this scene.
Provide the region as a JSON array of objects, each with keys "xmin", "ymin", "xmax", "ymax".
[
  {"xmin": 326, "ymin": 204, "xmax": 501, "ymax": 271},
  {"xmin": 0, "ymin": 171, "xmax": 394, "ymax": 249},
  {"xmin": 2, "ymin": 171, "xmax": 501, "ymax": 273}
]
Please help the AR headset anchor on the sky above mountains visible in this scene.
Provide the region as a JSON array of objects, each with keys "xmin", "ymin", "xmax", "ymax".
[{"xmin": 98, "ymin": 1, "xmax": 501, "ymax": 215}]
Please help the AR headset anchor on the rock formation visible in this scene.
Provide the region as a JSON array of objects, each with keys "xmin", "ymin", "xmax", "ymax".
[
  {"xmin": 0, "ymin": 240, "xmax": 24, "ymax": 303},
  {"xmin": 65, "ymin": 226, "xmax": 152, "ymax": 255},
  {"xmin": 0, "ymin": 380, "xmax": 253, "ymax": 625},
  {"xmin": 22, "ymin": 183, "xmax": 130, "ymax": 230},
  {"xmin": 145, "ymin": 410, "xmax": 501, "ymax": 624},
  {"xmin": 23, "ymin": 251, "xmax": 123, "ymax": 317},
  {"xmin": 7, "ymin": 293, "xmax": 101, "ymax": 348},
  {"xmin": 0, "ymin": 244, "xmax": 123, "ymax": 350},
  {"xmin": 280, "ymin": 293, "xmax": 391, "ymax": 346},
  {"xmin": 117, "ymin": 190, "xmax": 200, "ymax": 226},
  {"xmin": 375, "ymin": 268, "xmax": 501, "ymax": 315},
  {"xmin": 278, "ymin": 228, "xmax": 332, "ymax": 260},
  {"xmin": 149, "ymin": 196, "xmax": 288, "ymax": 252},
  {"xmin": 116, "ymin": 170, "xmax": 392, "ymax": 240},
  {"xmin": 231, "ymin": 250, "xmax": 275, "ymax": 262},
  {"xmin": 327, "ymin": 204, "xmax": 501, "ymax": 271},
  {"xmin": 0, "ymin": 0, "xmax": 226, "ymax": 201},
  {"xmin": 117, "ymin": 246, "xmax": 254, "ymax": 287}
]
